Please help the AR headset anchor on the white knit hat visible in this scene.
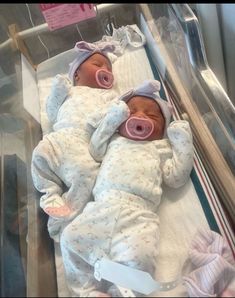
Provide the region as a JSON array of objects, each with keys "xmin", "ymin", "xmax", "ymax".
[
  {"xmin": 68, "ymin": 41, "xmax": 115, "ymax": 85},
  {"xmin": 119, "ymin": 80, "xmax": 172, "ymax": 136}
]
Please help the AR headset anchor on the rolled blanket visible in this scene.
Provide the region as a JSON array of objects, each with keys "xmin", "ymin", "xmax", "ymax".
[{"xmin": 183, "ymin": 229, "xmax": 235, "ymax": 297}]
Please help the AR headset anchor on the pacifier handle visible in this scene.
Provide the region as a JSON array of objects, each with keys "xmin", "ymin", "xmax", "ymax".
[{"xmin": 95, "ymin": 69, "xmax": 114, "ymax": 89}]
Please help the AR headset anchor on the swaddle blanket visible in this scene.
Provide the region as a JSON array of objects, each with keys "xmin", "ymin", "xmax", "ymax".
[{"xmin": 183, "ymin": 229, "xmax": 235, "ymax": 297}]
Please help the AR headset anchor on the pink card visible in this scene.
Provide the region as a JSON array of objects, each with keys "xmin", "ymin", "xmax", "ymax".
[{"xmin": 39, "ymin": 4, "xmax": 96, "ymax": 31}]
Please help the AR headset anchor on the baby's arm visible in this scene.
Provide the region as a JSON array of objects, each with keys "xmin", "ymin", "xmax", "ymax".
[
  {"xmin": 31, "ymin": 137, "xmax": 76, "ymax": 221},
  {"xmin": 46, "ymin": 74, "xmax": 71, "ymax": 123},
  {"xmin": 89, "ymin": 100, "xmax": 130, "ymax": 162},
  {"xmin": 162, "ymin": 120, "xmax": 194, "ymax": 188}
]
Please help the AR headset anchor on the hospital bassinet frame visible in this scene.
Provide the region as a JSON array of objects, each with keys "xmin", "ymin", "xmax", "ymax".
[
  {"xmin": 0, "ymin": 3, "xmax": 234, "ymax": 297},
  {"xmin": 140, "ymin": 4, "xmax": 234, "ymax": 218}
]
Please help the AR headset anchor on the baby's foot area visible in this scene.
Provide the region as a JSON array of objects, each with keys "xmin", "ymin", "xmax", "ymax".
[
  {"xmin": 44, "ymin": 205, "xmax": 72, "ymax": 218},
  {"xmin": 221, "ymin": 289, "xmax": 235, "ymax": 297}
]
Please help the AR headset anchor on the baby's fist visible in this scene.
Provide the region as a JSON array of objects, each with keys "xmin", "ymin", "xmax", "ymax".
[
  {"xmin": 51, "ymin": 74, "xmax": 71, "ymax": 96},
  {"xmin": 107, "ymin": 100, "xmax": 130, "ymax": 123},
  {"xmin": 167, "ymin": 120, "xmax": 192, "ymax": 147}
]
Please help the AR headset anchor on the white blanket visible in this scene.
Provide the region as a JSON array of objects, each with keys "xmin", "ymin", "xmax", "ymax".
[{"xmin": 36, "ymin": 30, "xmax": 210, "ymax": 297}]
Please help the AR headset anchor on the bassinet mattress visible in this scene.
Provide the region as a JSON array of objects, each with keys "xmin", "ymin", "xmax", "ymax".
[{"xmin": 36, "ymin": 33, "xmax": 235, "ymax": 297}]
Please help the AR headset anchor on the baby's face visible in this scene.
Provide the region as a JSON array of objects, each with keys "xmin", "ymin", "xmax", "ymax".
[
  {"xmin": 74, "ymin": 53, "xmax": 112, "ymax": 88},
  {"xmin": 119, "ymin": 96, "xmax": 165, "ymax": 141}
]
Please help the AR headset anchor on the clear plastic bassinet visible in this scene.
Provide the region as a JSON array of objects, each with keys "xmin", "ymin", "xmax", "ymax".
[{"xmin": 0, "ymin": 3, "xmax": 234, "ymax": 297}]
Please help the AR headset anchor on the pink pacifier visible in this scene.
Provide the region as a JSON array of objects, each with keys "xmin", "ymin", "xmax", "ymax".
[
  {"xmin": 125, "ymin": 116, "xmax": 154, "ymax": 140},
  {"xmin": 95, "ymin": 69, "xmax": 114, "ymax": 89}
]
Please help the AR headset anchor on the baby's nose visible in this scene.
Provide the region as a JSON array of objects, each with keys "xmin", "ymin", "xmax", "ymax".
[{"xmin": 101, "ymin": 65, "xmax": 111, "ymax": 72}]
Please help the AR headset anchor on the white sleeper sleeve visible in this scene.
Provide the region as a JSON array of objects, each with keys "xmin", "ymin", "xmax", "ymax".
[
  {"xmin": 89, "ymin": 100, "xmax": 130, "ymax": 162},
  {"xmin": 46, "ymin": 74, "xmax": 72, "ymax": 123},
  {"xmin": 162, "ymin": 120, "xmax": 194, "ymax": 188}
]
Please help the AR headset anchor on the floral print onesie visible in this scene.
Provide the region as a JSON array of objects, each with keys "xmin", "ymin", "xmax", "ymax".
[
  {"xmin": 31, "ymin": 75, "xmax": 118, "ymax": 240},
  {"xmin": 60, "ymin": 100, "xmax": 194, "ymax": 296}
]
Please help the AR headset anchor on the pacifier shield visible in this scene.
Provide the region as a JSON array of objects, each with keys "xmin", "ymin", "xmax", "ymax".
[
  {"xmin": 125, "ymin": 116, "xmax": 154, "ymax": 140},
  {"xmin": 95, "ymin": 69, "xmax": 114, "ymax": 89}
]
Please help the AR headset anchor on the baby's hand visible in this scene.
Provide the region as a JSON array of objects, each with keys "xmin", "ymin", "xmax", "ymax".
[
  {"xmin": 167, "ymin": 120, "xmax": 192, "ymax": 150},
  {"xmin": 106, "ymin": 100, "xmax": 130, "ymax": 124},
  {"xmin": 47, "ymin": 74, "xmax": 72, "ymax": 122},
  {"xmin": 88, "ymin": 101, "xmax": 130, "ymax": 137},
  {"xmin": 51, "ymin": 74, "xmax": 71, "ymax": 97}
]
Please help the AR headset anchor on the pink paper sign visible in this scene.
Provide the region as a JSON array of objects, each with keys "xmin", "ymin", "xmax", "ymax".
[{"xmin": 39, "ymin": 4, "xmax": 96, "ymax": 31}]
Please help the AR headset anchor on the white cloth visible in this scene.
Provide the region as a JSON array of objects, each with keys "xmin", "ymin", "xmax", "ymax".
[
  {"xmin": 31, "ymin": 75, "xmax": 118, "ymax": 241},
  {"xmin": 60, "ymin": 100, "xmax": 194, "ymax": 296},
  {"xmin": 101, "ymin": 24, "xmax": 146, "ymax": 54},
  {"xmin": 183, "ymin": 229, "xmax": 235, "ymax": 297},
  {"xmin": 60, "ymin": 194, "xmax": 160, "ymax": 297}
]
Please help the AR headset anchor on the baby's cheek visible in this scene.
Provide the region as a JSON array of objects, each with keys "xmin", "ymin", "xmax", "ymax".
[
  {"xmin": 147, "ymin": 122, "xmax": 164, "ymax": 141},
  {"xmin": 150, "ymin": 131, "xmax": 162, "ymax": 141},
  {"xmin": 86, "ymin": 72, "xmax": 98, "ymax": 87}
]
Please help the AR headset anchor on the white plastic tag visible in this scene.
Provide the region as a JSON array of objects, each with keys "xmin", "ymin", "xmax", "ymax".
[{"xmin": 94, "ymin": 258, "xmax": 181, "ymax": 295}]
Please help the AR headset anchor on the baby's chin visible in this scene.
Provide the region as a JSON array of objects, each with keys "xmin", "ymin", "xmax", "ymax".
[{"xmin": 77, "ymin": 82, "xmax": 104, "ymax": 89}]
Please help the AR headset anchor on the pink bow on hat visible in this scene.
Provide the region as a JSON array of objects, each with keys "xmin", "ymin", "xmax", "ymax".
[
  {"xmin": 119, "ymin": 80, "xmax": 173, "ymax": 137},
  {"xmin": 74, "ymin": 40, "xmax": 116, "ymax": 54}
]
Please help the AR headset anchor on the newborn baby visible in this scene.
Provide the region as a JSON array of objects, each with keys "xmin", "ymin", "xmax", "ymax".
[
  {"xmin": 60, "ymin": 80, "xmax": 194, "ymax": 297},
  {"xmin": 31, "ymin": 41, "xmax": 118, "ymax": 240}
]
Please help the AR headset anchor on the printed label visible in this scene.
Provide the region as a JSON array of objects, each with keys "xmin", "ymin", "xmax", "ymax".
[{"xmin": 39, "ymin": 3, "xmax": 96, "ymax": 31}]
